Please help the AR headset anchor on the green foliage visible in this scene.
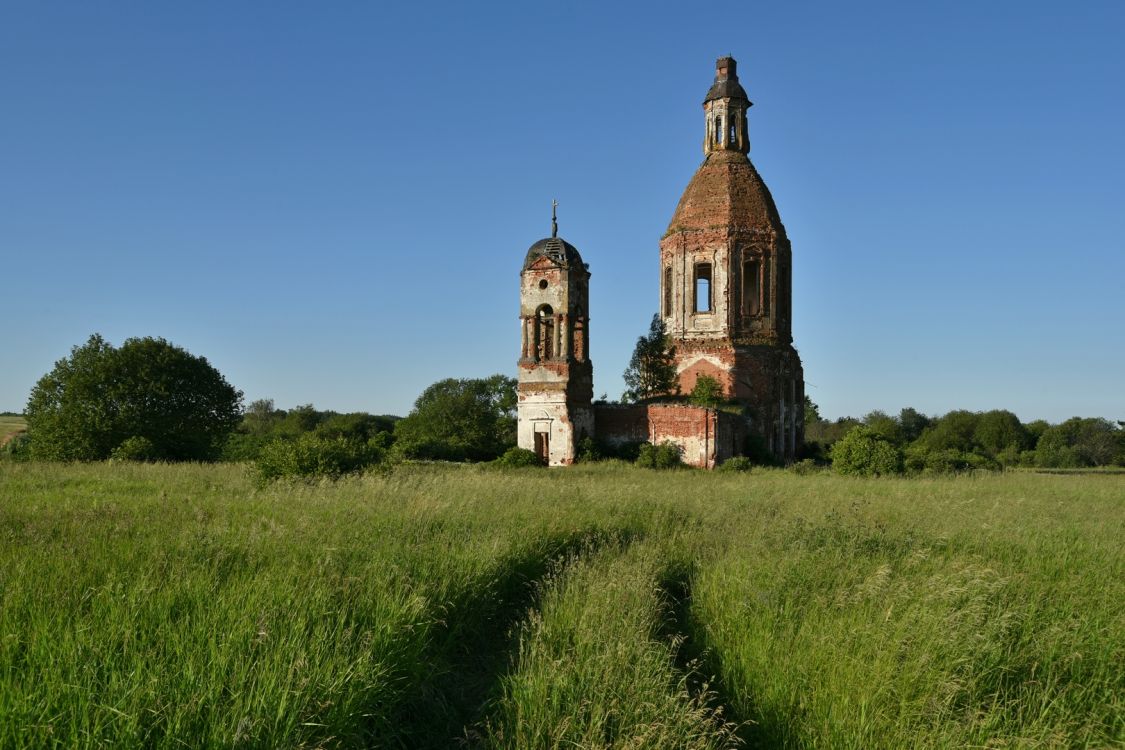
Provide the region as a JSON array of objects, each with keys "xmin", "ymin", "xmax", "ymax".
[
  {"xmin": 635, "ymin": 440, "xmax": 683, "ymax": 469},
  {"xmin": 973, "ymin": 409, "xmax": 1031, "ymax": 458},
  {"xmin": 863, "ymin": 410, "xmax": 903, "ymax": 445},
  {"xmin": 1035, "ymin": 417, "xmax": 1121, "ymax": 467},
  {"xmin": 905, "ymin": 445, "xmax": 999, "ymax": 475},
  {"xmin": 622, "ymin": 314, "xmax": 679, "ymax": 402},
  {"xmin": 803, "ymin": 395, "xmax": 821, "ymax": 426},
  {"xmin": 915, "ymin": 409, "xmax": 980, "ymax": 453},
  {"xmin": 789, "ymin": 458, "xmax": 821, "ymax": 475},
  {"xmin": 830, "ymin": 426, "xmax": 904, "ymax": 476},
  {"xmin": 493, "ymin": 447, "xmax": 544, "ymax": 468},
  {"xmin": 25, "ymin": 334, "xmax": 242, "ymax": 461},
  {"xmin": 222, "ymin": 402, "xmax": 397, "ymax": 462},
  {"xmin": 253, "ymin": 434, "xmax": 383, "ymax": 484},
  {"xmin": 110, "ymin": 436, "xmax": 161, "ymax": 462},
  {"xmin": 575, "ymin": 436, "xmax": 602, "ymax": 463},
  {"xmin": 392, "ymin": 374, "xmax": 516, "ymax": 462},
  {"xmin": 688, "ymin": 375, "xmax": 723, "ymax": 407},
  {"xmin": 717, "ymin": 456, "xmax": 753, "ymax": 473},
  {"xmin": 897, "ymin": 407, "xmax": 932, "ymax": 443},
  {"xmin": 0, "ymin": 431, "xmax": 31, "ymax": 462}
]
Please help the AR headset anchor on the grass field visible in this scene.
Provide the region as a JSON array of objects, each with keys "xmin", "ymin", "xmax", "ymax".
[{"xmin": 0, "ymin": 462, "xmax": 1121, "ymax": 748}]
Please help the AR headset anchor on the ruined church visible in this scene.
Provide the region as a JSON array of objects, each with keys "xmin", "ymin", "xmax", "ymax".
[{"xmin": 517, "ymin": 57, "xmax": 804, "ymax": 468}]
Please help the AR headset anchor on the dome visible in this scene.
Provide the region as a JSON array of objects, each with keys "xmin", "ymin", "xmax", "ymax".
[
  {"xmin": 524, "ymin": 236, "xmax": 584, "ymax": 269},
  {"xmin": 664, "ymin": 151, "xmax": 786, "ymax": 236},
  {"xmin": 704, "ymin": 56, "xmax": 750, "ymax": 104}
]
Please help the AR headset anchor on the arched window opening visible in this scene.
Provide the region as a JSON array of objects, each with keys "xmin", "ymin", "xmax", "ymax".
[
  {"xmin": 762, "ymin": 259, "xmax": 771, "ymax": 317},
  {"xmin": 729, "ymin": 113, "xmax": 737, "ymax": 145},
  {"xmin": 742, "ymin": 258, "xmax": 761, "ymax": 316},
  {"xmin": 537, "ymin": 304, "xmax": 555, "ymax": 361},
  {"xmin": 694, "ymin": 263, "xmax": 712, "ymax": 313},
  {"xmin": 714, "ymin": 116, "xmax": 722, "ymax": 144},
  {"xmin": 663, "ymin": 266, "xmax": 673, "ymax": 317},
  {"xmin": 573, "ymin": 305, "xmax": 586, "ymax": 362}
]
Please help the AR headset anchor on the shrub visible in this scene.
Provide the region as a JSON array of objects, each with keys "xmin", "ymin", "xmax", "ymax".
[
  {"xmin": 717, "ymin": 456, "xmax": 752, "ymax": 473},
  {"xmin": 789, "ymin": 458, "xmax": 821, "ymax": 475},
  {"xmin": 576, "ymin": 436, "xmax": 602, "ymax": 463},
  {"xmin": 905, "ymin": 446, "xmax": 999, "ymax": 475},
  {"xmin": 688, "ymin": 375, "xmax": 723, "ymax": 407},
  {"xmin": 494, "ymin": 447, "xmax": 544, "ymax": 468},
  {"xmin": 830, "ymin": 426, "xmax": 904, "ymax": 477},
  {"xmin": 635, "ymin": 441, "xmax": 682, "ymax": 469},
  {"xmin": 254, "ymin": 434, "xmax": 383, "ymax": 485},
  {"xmin": 110, "ymin": 436, "xmax": 161, "ymax": 462},
  {"xmin": 0, "ymin": 432, "xmax": 31, "ymax": 462}
]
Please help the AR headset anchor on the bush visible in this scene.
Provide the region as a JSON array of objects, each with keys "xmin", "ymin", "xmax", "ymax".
[
  {"xmin": 110, "ymin": 436, "xmax": 161, "ymax": 462},
  {"xmin": 576, "ymin": 436, "xmax": 602, "ymax": 463},
  {"xmin": 717, "ymin": 456, "xmax": 752, "ymax": 473},
  {"xmin": 688, "ymin": 375, "xmax": 723, "ymax": 407},
  {"xmin": 254, "ymin": 434, "xmax": 383, "ymax": 485},
  {"xmin": 635, "ymin": 441, "xmax": 682, "ymax": 469},
  {"xmin": 830, "ymin": 427, "xmax": 904, "ymax": 477},
  {"xmin": 494, "ymin": 447, "xmax": 544, "ymax": 468},
  {"xmin": 0, "ymin": 432, "xmax": 31, "ymax": 462},
  {"xmin": 789, "ymin": 458, "xmax": 821, "ymax": 475},
  {"xmin": 905, "ymin": 445, "xmax": 999, "ymax": 475}
]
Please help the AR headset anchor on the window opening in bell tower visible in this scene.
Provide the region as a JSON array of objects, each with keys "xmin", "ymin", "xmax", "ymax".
[
  {"xmin": 694, "ymin": 263, "xmax": 712, "ymax": 313},
  {"xmin": 537, "ymin": 304, "xmax": 554, "ymax": 360}
]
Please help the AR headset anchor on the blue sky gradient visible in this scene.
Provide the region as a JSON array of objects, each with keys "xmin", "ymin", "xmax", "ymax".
[{"xmin": 2, "ymin": 1, "xmax": 1122, "ymax": 422}]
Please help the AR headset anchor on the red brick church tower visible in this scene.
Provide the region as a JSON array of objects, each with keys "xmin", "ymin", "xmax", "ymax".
[{"xmin": 659, "ymin": 57, "xmax": 804, "ymax": 459}]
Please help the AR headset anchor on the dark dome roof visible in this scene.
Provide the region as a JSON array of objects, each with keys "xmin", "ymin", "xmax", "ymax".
[
  {"xmin": 524, "ymin": 236, "xmax": 584, "ymax": 269},
  {"xmin": 704, "ymin": 56, "xmax": 750, "ymax": 104}
]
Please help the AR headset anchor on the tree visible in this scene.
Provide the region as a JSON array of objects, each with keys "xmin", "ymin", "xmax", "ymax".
[
  {"xmin": 898, "ymin": 407, "xmax": 931, "ymax": 443},
  {"xmin": 689, "ymin": 375, "xmax": 723, "ymax": 407},
  {"xmin": 393, "ymin": 374, "xmax": 517, "ymax": 461},
  {"xmin": 622, "ymin": 314, "xmax": 678, "ymax": 402},
  {"xmin": 26, "ymin": 334, "xmax": 243, "ymax": 461},
  {"xmin": 863, "ymin": 410, "xmax": 903, "ymax": 445},
  {"xmin": 804, "ymin": 396, "xmax": 822, "ymax": 426},
  {"xmin": 1035, "ymin": 417, "xmax": 1120, "ymax": 468},
  {"xmin": 830, "ymin": 426, "xmax": 904, "ymax": 477}
]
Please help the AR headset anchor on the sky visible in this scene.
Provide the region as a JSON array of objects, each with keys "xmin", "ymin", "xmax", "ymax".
[{"xmin": 2, "ymin": 1, "xmax": 1122, "ymax": 423}]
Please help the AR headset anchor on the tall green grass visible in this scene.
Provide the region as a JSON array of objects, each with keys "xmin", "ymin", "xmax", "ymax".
[{"xmin": 1, "ymin": 462, "xmax": 1121, "ymax": 748}]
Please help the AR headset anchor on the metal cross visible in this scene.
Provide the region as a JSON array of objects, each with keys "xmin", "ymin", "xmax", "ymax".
[{"xmin": 551, "ymin": 199, "xmax": 558, "ymax": 238}]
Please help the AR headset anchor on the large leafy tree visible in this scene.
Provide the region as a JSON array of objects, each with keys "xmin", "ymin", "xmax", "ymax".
[
  {"xmin": 393, "ymin": 374, "xmax": 517, "ymax": 461},
  {"xmin": 26, "ymin": 334, "xmax": 243, "ymax": 461},
  {"xmin": 622, "ymin": 314, "xmax": 679, "ymax": 402}
]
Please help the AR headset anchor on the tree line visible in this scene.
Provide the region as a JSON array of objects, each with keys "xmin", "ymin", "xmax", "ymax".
[
  {"xmin": 5, "ymin": 333, "xmax": 1122, "ymax": 477},
  {"xmin": 806, "ymin": 400, "xmax": 1125, "ymax": 475}
]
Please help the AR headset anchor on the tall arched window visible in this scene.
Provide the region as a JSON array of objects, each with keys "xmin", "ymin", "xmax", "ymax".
[
  {"xmin": 663, "ymin": 266, "xmax": 673, "ymax": 317},
  {"xmin": 536, "ymin": 304, "xmax": 554, "ymax": 361},
  {"xmin": 714, "ymin": 116, "xmax": 722, "ymax": 144}
]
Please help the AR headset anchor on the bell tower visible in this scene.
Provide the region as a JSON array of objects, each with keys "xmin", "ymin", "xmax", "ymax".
[
  {"xmin": 517, "ymin": 204, "xmax": 593, "ymax": 466},
  {"xmin": 659, "ymin": 56, "xmax": 804, "ymax": 460}
]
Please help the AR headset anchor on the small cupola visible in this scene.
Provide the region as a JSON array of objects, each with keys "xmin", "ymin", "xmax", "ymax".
[{"xmin": 703, "ymin": 56, "xmax": 752, "ymax": 156}]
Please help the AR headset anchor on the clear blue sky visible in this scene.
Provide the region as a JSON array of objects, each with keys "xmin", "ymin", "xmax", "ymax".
[{"xmin": 2, "ymin": 1, "xmax": 1122, "ymax": 423}]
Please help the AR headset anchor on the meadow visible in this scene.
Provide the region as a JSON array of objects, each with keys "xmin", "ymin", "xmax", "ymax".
[{"xmin": 0, "ymin": 462, "xmax": 1121, "ymax": 748}]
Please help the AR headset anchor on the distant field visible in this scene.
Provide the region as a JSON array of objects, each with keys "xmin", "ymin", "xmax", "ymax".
[
  {"xmin": 0, "ymin": 463, "xmax": 1121, "ymax": 748},
  {"xmin": 0, "ymin": 416, "xmax": 25, "ymax": 443}
]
